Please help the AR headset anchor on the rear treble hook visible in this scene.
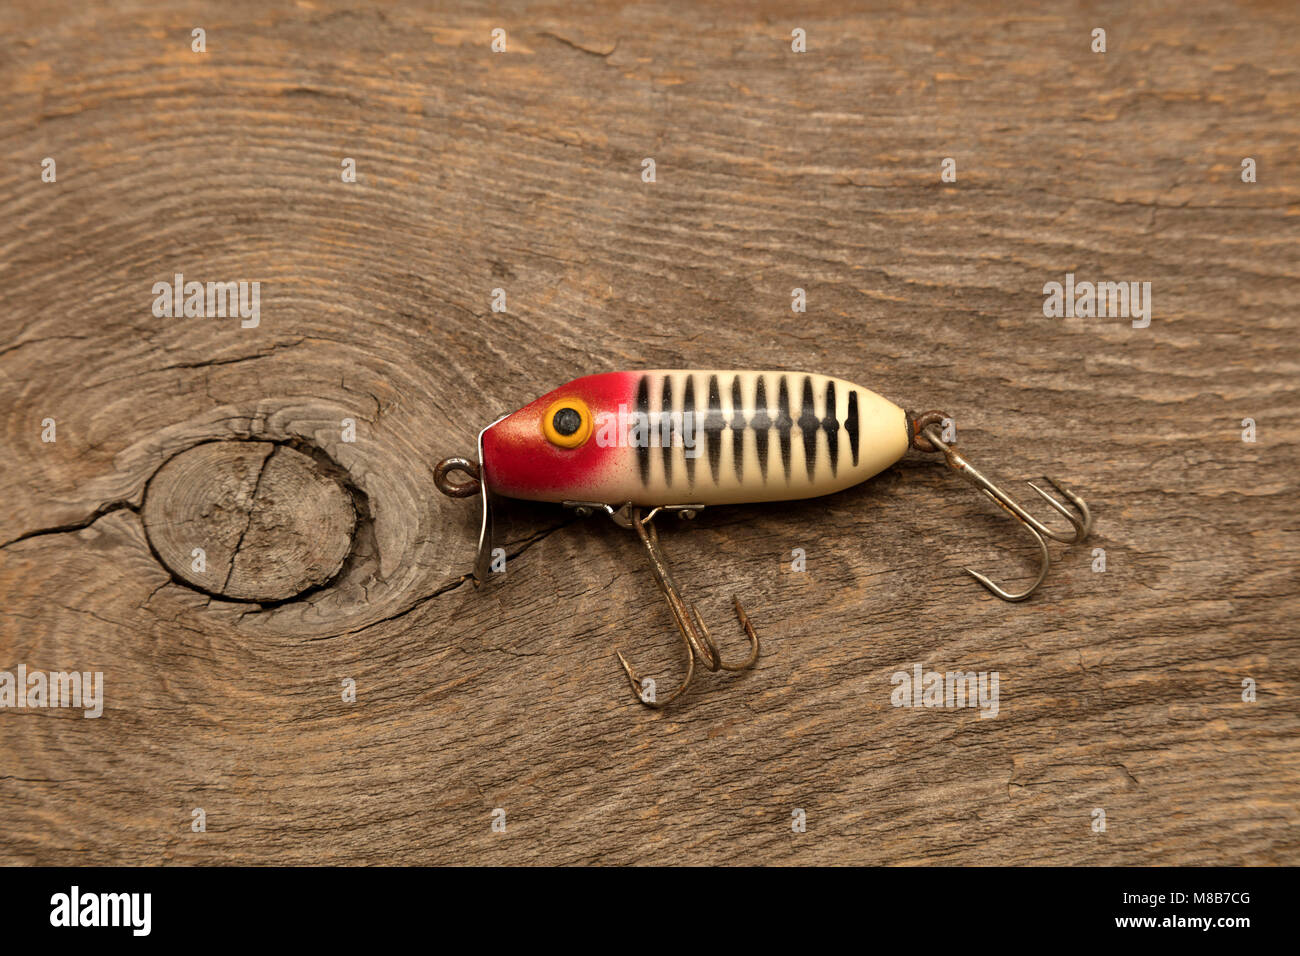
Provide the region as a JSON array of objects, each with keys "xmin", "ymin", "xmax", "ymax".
[
  {"xmin": 917, "ymin": 420, "xmax": 1092, "ymax": 602},
  {"xmin": 608, "ymin": 505, "xmax": 759, "ymax": 708}
]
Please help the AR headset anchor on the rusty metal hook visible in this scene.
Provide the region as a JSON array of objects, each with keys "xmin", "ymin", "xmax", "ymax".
[
  {"xmin": 918, "ymin": 421, "xmax": 1091, "ymax": 602},
  {"xmin": 609, "ymin": 505, "xmax": 759, "ymax": 708}
]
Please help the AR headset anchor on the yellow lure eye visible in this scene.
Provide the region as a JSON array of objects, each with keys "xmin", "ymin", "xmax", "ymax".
[{"xmin": 542, "ymin": 398, "xmax": 592, "ymax": 448}]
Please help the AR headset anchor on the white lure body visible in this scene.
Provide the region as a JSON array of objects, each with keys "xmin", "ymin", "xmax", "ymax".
[{"xmin": 482, "ymin": 370, "xmax": 911, "ymax": 507}]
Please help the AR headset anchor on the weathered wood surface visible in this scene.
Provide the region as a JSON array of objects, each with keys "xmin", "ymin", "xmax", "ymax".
[{"xmin": 1, "ymin": 0, "xmax": 1297, "ymax": 865}]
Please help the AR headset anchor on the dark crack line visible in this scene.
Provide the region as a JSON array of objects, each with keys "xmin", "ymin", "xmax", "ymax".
[
  {"xmin": 155, "ymin": 340, "xmax": 306, "ymax": 374},
  {"xmin": 221, "ymin": 444, "xmax": 277, "ymax": 591},
  {"xmin": 0, "ymin": 499, "xmax": 139, "ymax": 550},
  {"xmin": 0, "ymin": 333, "xmax": 93, "ymax": 358},
  {"xmin": 142, "ymin": 577, "xmax": 172, "ymax": 607},
  {"xmin": 538, "ymin": 31, "xmax": 618, "ymax": 58},
  {"xmin": 87, "ymin": 339, "xmax": 307, "ymax": 389}
]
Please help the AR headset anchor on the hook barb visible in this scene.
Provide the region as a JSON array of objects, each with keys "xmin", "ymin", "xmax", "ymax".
[
  {"xmin": 614, "ymin": 507, "xmax": 759, "ymax": 709},
  {"xmin": 921, "ymin": 424, "xmax": 1091, "ymax": 602}
]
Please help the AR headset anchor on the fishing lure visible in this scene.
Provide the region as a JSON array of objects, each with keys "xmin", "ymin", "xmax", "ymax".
[{"xmin": 435, "ymin": 370, "xmax": 1091, "ymax": 708}]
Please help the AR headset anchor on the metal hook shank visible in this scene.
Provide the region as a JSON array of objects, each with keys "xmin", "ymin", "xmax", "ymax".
[
  {"xmin": 920, "ymin": 424, "xmax": 1091, "ymax": 601},
  {"xmin": 614, "ymin": 507, "xmax": 759, "ymax": 708}
]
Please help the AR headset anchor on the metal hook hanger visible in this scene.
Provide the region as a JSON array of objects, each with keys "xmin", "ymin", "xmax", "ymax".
[
  {"xmin": 432, "ymin": 415, "xmax": 510, "ymax": 586},
  {"xmin": 605, "ymin": 504, "xmax": 760, "ymax": 708},
  {"xmin": 918, "ymin": 422, "xmax": 1092, "ymax": 602}
]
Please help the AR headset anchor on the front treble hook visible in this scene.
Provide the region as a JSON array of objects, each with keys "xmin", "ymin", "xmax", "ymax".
[
  {"xmin": 609, "ymin": 505, "xmax": 759, "ymax": 708},
  {"xmin": 917, "ymin": 420, "xmax": 1092, "ymax": 602}
]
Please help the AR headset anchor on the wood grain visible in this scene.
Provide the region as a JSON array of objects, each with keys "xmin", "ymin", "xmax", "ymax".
[
  {"xmin": 1, "ymin": 0, "xmax": 1297, "ymax": 865},
  {"xmin": 142, "ymin": 441, "xmax": 358, "ymax": 602}
]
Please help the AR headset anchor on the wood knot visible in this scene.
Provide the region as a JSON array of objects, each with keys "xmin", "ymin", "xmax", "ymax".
[{"xmin": 142, "ymin": 441, "xmax": 357, "ymax": 603}]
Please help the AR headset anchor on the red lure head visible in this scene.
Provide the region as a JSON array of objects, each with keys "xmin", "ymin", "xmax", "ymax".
[{"xmin": 481, "ymin": 371, "xmax": 639, "ymax": 503}]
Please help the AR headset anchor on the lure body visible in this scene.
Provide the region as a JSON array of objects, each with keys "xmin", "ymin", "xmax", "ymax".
[{"xmin": 482, "ymin": 370, "xmax": 909, "ymax": 507}]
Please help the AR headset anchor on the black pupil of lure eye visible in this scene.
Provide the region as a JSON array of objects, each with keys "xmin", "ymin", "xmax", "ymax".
[{"xmin": 553, "ymin": 407, "xmax": 582, "ymax": 436}]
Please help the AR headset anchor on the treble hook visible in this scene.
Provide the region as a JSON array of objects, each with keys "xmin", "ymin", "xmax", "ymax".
[
  {"xmin": 918, "ymin": 421, "xmax": 1092, "ymax": 602},
  {"xmin": 610, "ymin": 506, "xmax": 760, "ymax": 708}
]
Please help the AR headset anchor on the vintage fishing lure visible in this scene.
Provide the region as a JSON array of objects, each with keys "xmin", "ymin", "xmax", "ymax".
[{"xmin": 435, "ymin": 370, "xmax": 1091, "ymax": 708}]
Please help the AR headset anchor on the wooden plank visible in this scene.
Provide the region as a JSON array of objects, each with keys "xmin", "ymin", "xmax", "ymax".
[{"xmin": 0, "ymin": 0, "xmax": 1297, "ymax": 865}]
